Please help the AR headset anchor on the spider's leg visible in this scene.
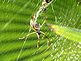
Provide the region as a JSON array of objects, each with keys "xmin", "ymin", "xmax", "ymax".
[
  {"xmin": 40, "ymin": 31, "xmax": 46, "ymax": 39},
  {"xmin": 25, "ymin": 32, "xmax": 36, "ymax": 38},
  {"xmin": 40, "ymin": 31, "xmax": 51, "ymax": 47},
  {"xmin": 19, "ymin": 32, "xmax": 36, "ymax": 40},
  {"xmin": 40, "ymin": 20, "xmax": 46, "ymax": 28},
  {"xmin": 40, "ymin": 16, "xmax": 48, "ymax": 28},
  {"xmin": 19, "ymin": 37, "xmax": 25, "ymax": 40},
  {"xmin": 36, "ymin": 33, "xmax": 40, "ymax": 48}
]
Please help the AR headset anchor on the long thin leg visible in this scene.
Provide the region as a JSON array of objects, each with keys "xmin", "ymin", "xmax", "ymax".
[
  {"xmin": 40, "ymin": 31, "xmax": 51, "ymax": 47},
  {"xmin": 40, "ymin": 31, "xmax": 46, "ymax": 39},
  {"xmin": 40, "ymin": 16, "xmax": 48, "ymax": 28},
  {"xmin": 36, "ymin": 31, "xmax": 45, "ymax": 48},
  {"xmin": 19, "ymin": 32, "xmax": 36, "ymax": 40},
  {"xmin": 36, "ymin": 33, "xmax": 40, "ymax": 48},
  {"xmin": 40, "ymin": 20, "xmax": 46, "ymax": 28}
]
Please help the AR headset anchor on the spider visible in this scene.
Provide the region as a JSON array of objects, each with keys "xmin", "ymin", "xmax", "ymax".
[
  {"xmin": 19, "ymin": 0, "xmax": 53, "ymax": 48},
  {"xmin": 19, "ymin": 14, "xmax": 50, "ymax": 48}
]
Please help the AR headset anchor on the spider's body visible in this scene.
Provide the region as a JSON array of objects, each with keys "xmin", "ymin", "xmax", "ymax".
[
  {"xmin": 30, "ymin": 15, "xmax": 41, "ymax": 47},
  {"xmin": 30, "ymin": 15, "xmax": 40, "ymax": 34}
]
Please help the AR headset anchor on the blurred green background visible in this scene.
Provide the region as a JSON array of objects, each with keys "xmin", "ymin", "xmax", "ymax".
[{"xmin": 0, "ymin": 0, "xmax": 81, "ymax": 61}]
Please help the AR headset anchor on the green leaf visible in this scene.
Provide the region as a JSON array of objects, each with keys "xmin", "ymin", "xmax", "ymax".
[
  {"xmin": 49, "ymin": 24, "xmax": 81, "ymax": 42},
  {"xmin": 0, "ymin": 0, "xmax": 81, "ymax": 61}
]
